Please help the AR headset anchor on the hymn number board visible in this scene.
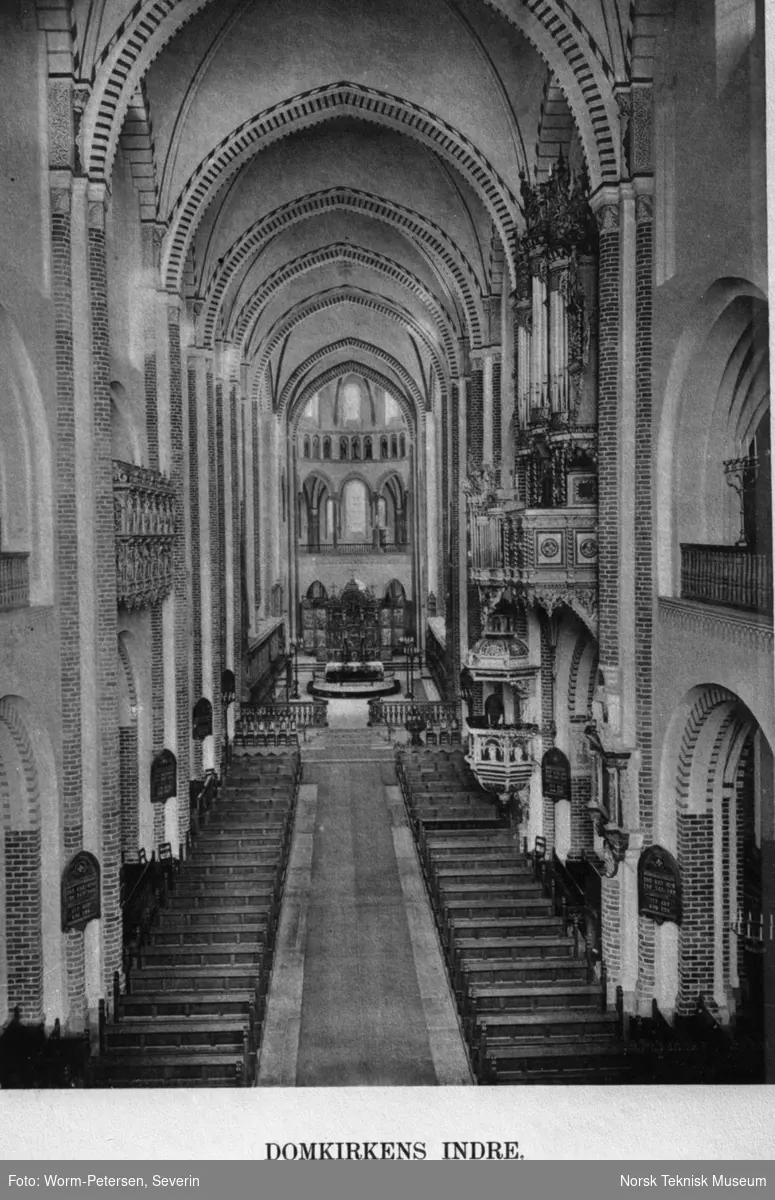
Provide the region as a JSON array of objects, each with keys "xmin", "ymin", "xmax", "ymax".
[
  {"xmin": 61, "ymin": 851, "xmax": 101, "ymax": 933},
  {"xmin": 638, "ymin": 845, "xmax": 682, "ymax": 926}
]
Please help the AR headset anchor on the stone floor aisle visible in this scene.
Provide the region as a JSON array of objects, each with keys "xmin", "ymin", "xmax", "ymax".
[
  {"xmin": 295, "ymin": 750, "xmax": 437, "ymax": 1085},
  {"xmin": 258, "ymin": 722, "xmax": 472, "ymax": 1087}
]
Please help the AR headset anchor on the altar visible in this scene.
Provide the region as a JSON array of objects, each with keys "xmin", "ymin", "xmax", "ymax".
[{"xmin": 309, "ymin": 658, "xmax": 400, "ymax": 699}]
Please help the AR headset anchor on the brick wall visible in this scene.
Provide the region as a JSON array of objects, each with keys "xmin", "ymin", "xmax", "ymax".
[
  {"xmin": 230, "ymin": 389, "xmax": 241, "ymax": 694},
  {"xmin": 4, "ymin": 830, "xmax": 43, "ymax": 1020},
  {"xmin": 88, "ymin": 204, "xmax": 121, "ymax": 996},
  {"xmin": 448, "ymin": 382, "xmax": 462, "ymax": 692},
  {"xmin": 118, "ymin": 725, "xmax": 139, "ymax": 859},
  {"xmin": 51, "ymin": 187, "xmax": 86, "ymax": 1026},
  {"xmin": 540, "ymin": 619, "xmax": 555, "ymax": 851}
]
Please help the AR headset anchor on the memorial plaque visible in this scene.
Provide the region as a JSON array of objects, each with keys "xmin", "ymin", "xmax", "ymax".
[
  {"xmin": 638, "ymin": 845, "xmax": 682, "ymax": 925},
  {"xmin": 192, "ymin": 696, "xmax": 213, "ymax": 740},
  {"xmin": 542, "ymin": 747, "xmax": 571, "ymax": 802},
  {"xmin": 150, "ymin": 749, "xmax": 177, "ymax": 803},
  {"xmin": 61, "ymin": 851, "xmax": 101, "ymax": 933}
]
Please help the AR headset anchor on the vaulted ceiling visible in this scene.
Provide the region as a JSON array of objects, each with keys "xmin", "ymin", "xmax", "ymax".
[{"xmin": 74, "ymin": 0, "xmax": 632, "ymax": 421}]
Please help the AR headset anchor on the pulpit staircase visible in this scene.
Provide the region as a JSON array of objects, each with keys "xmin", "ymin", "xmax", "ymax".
[
  {"xmin": 94, "ymin": 753, "xmax": 299, "ymax": 1087},
  {"xmin": 397, "ymin": 747, "xmax": 638, "ymax": 1084}
]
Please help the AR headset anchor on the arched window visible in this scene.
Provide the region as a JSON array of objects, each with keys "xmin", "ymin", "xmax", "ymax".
[
  {"xmin": 326, "ymin": 496, "xmax": 335, "ymax": 541},
  {"xmin": 364, "ymin": 436, "xmax": 373, "ymax": 460},
  {"xmin": 399, "ymin": 433, "xmax": 406, "ymax": 458},
  {"xmin": 342, "ymin": 381, "xmax": 361, "ymax": 424},
  {"xmin": 377, "ymin": 497, "xmax": 387, "ymax": 529},
  {"xmin": 323, "ymin": 437, "xmax": 331, "ymax": 460},
  {"xmin": 312, "ymin": 435, "xmax": 320, "ymax": 459},
  {"xmin": 351, "ymin": 437, "xmax": 360, "ymax": 460},
  {"xmin": 380, "ymin": 437, "xmax": 389, "ymax": 460},
  {"xmin": 340, "ymin": 436, "xmax": 349, "ymax": 460},
  {"xmin": 342, "ymin": 479, "xmax": 369, "ymax": 540},
  {"xmin": 303, "ymin": 437, "xmax": 310, "ymax": 459},
  {"xmin": 391, "ymin": 434, "xmax": 398, "ymax": 459}
]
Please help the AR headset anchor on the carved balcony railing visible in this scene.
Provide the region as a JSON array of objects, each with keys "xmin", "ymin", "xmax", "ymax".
[
  {"xmin": 469, "ymin": 505, "xmax": 598, "ymax": 632},
  {"xmin": 680, "ymin": 544, "xmax": 773, "ymax": 615},
  {"xmin": 113, "ymin": 461, "xmax": 176, "ymax": 610},
  {"xmin": 299, "ymin": 541, "xmax": 409, "ymax": 555},
  {"xmin": 0, "ymin": 551, "xmax": 30, "ymax": 611}
]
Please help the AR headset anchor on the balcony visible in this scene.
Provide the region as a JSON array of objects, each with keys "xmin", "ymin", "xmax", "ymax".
[
  {"xmin": 113, "ymin": 461, "xmax": 176, "ymax": 610},
  {"xmin": 299, "ymin": 541, "xmax": 409, "ymax": 555},
  {"xmin": 469, "ymin": 505, "xmax": 598, "ymax": 629},
  {"xmin": 0, "ymin": 551, "xmax": 29, "ymax": 611},
  {"xmin": 680, "ymin": 544, "xmax": 772, "ymax": 615}
]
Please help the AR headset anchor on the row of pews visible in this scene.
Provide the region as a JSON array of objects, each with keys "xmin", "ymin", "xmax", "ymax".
[
  {"xmin": 95, "ymin": 752, "xmax": 300, "ymax": 1087},
  {"xmin": 397, "ymin": 747, "xmax": 637, "ymax": 1085}
]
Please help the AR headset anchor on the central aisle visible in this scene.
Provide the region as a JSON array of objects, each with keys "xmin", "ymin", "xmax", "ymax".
[{"xmin": 295, "ymin": 747, "xmax": 437, "ymax": 1085}]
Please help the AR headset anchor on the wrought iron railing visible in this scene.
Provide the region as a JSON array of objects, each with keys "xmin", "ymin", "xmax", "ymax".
[
  {"xmin": 0, "ymin": 551, "xmax": 30, "ymax": 610},
  {"xmin": 680, "ymin": 544, "xmax": 772, "ymax": 614}
]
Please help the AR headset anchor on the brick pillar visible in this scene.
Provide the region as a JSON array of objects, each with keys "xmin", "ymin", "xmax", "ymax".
[
  {"xmin": 87, "ymin": 188, "xmax": 121, "ymax": 997},
  {"xmin": 594, "ymin": 201, "xmax": 621, "ymax": 668},
  {"xmin": 448, "ymin": 380, "xmax": 463, "ymax": 693},
  {"xmin": 635, "ymin": 190, "xmax": 656, "ymax": 1005},
  {"xmin": 209, "ymin": 375, "xmax": 224, "ymax": 766},
  {"xmin": 677, "ymin": 812, "xmax": 716, "ymax": 1013},
  {"xmin": 540, "ymin": 619, "xmax": 556, "ymax": 852},
  {"xmin": 168, "ymin": 305, "xmax": 190, "ymax": 849},
  {"xmin": 119, "ymin": 725, "xmax": 139, "ymax": 858},
  {"xmin": 5, "ymin": 830, "xmax": 43, "ymax": 1021},
  {"xmin": 143, "ymin": 232, "xmax": 166, "ymax": 848},
  {"xmin": 188, "ymin": 360, "xmax": 203, "ymax": 779},
  {"xmin": 441, "ymin": 392, "xmax": 449, "ymax": 622},
  {"xmin": 230, "ymin": 387, "xmax": 242, "ymax": 698},
  {"xmin": 492, "ymin": 357, "xmax": 502, "ymax": 484},
  {"xmin": 252, "ymin": 403, "xmax": 261, "ymax": 615},
  {"xmin": 467, "ymin": 365, "xmax": 484, "ymax": 467},
  {"xmin": 51, "ymin": 182, "xmax": 87, "ymax": 1028}
]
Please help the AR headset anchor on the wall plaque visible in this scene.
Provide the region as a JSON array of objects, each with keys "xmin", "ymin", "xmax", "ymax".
[
  {"xmin": 192, "ymin": 697, "xmax": 213, "ymax": 740},
  {"xmin": 61, "ymin": 851, "xmax": 101, "ymax": 933},
  {"xmin": 150, "ymin": 749, "xmax": 177, "ymax": 803},
  {"xmin": 638, "ymin": 845, "xmax": 682, "ymax": 925},
  {"xmin": 542, "ymin": 747, "xmax": 571, "ymax": 802}
]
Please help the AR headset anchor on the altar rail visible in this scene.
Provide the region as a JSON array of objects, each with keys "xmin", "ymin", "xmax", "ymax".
[
  {"xmin": 0, "ymin": 551, "xmax": 29, "ymax": 610},
  {"xmin": 235, "ymin": 702, "xmax": 328, "ymax": 749},
  {"xmin": 368, "ymin": 699, "xmax": 461, "ymax": 734},
  {"xmin": 680, "ymin": 543, "xmax": 772, "ymax": 614}
]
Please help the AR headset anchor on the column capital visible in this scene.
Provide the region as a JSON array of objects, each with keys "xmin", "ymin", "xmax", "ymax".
[{"xmin": 87, "ymin": 180, "xmax": 108, "ymax": 230}]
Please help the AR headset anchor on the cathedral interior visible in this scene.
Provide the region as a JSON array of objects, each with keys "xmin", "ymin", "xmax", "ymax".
[{"xmin": 0, "ymin": 0, "xmax": 772, "ymax": 1089}]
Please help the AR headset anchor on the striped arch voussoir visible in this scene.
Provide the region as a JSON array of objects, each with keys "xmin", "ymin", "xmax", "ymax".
[
  {"xmin": 280, "ymin": 341, "xmax": 426, "ymax": 417},
  {"xmin": 674, "ymin": 686, "xmax": 755, "ymax": 810},
  {"xmin": 230, "ymin": 242, "xmax": 460, "ymax": 371},
  {"xmin": 251, "ymin": 287, "xmax": 449, "ymax": 402},
  {"xmin": 0, "ymin": 698, "xmax": 41, "ymax": 831},
  {"xmin": 201, "ymin": 188, "xmax": 484, "ymax": 349},
  {"xmin": 162, "ymin": 82, "xmax": 519, "ymax": 295},
  {"xmin": 289, "ymin": 360, "xmax": 419, "ymax": 432}
]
